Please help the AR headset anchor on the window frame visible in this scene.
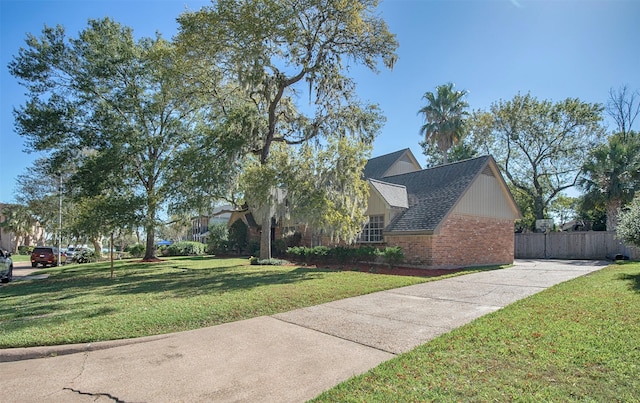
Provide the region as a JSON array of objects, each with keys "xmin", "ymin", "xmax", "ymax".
[{"xmin": 358, "ymin": 214, "xmax": 385, "ymax": 243}]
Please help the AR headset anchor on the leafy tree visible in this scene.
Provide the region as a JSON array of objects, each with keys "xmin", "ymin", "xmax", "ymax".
[
  {"xmin": 177, "ymin": 0, "xmax": 398, "ymax": 259},
  {"xmin": 284, "ymin": 137, "xmax": 372, "ymax": 243},
  {"xmin": 580, "ymin": 132, "xmax": 640, "ymax": 230},
  {"xmin": 470, "ymin": 93, "xmax": 604, "ymax": 224},
  {"xmin": 510, "ymin": 185, "xmax": 536, "ymax": 233},
  {"xmin": 0, "ymin": 204, "xmax": 37, "ymax": 253},
  {"xmin": 14, "ymin": 159, "xmax": 75, "ymax": 246},
  {"xmin": 70, "ymin": 195, "xmax": 143, "ymax": 263},
  {"xmin": 548, "ymin": 194, "xmax": 578, "ymax": 228},
  {"xmin": 228, "ymin": 219, "xmax": 248, "ymax": 255},
  {"xmin": 160, "ymin": 215, "xmax": 192, "ymax": 243},
  {"xmin": 206, "ymin": 222, "xmax": 229, "ymax": 255},
  {"xmin": 576, "ymin": 192, "xmax": 607, "ymax": 231},
  {"xmin": 9, "ymin": 18, "xmax": 207, "ymax": 261},
  {"xmin": 418, "ymin": 82, "xmax": 469, "ymax": 164},
  {"xmin": 421, "ymin": 139, "xmax": 478, "ymax": 168},
  {"xmin": 616, "ymin": 195, "xmax": 640, "ymax": 248}
]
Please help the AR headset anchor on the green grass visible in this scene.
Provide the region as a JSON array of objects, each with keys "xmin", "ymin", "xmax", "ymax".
[
  {"xmin": 0, "ymin": 256, "xmax": 477, "ymax": 348},
  {"xmin": 312, "ymin": 261, "xmax": 640, "ymax": 402},
  {"xmin": 9, "ymin": 254, "xmax": 30, "ymax": 263}
]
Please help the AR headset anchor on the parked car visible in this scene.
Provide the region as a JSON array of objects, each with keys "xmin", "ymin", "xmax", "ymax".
[
  {"xmin": 66, "ymin": 245, "xmax": 89, "ymax": 262},
  {"xmin": 0, "ymin": 250, "xmax": 13, "ymax": 283},
  {"xmin": 30, "ymin": 246, "xmax": 67, "ymax": 268}
]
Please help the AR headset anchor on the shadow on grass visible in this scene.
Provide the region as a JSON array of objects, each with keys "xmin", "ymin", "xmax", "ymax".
[
  {"xmin": 109, "ymin": 266, "xmax": 335, "ymax": 298},
  {"xmin": 618, "ymin": 273, "xmax": 640, "ymax": 293},
  {"xmin": 0, "ymin": 264, "xmax": 337, "ymax": 302}
]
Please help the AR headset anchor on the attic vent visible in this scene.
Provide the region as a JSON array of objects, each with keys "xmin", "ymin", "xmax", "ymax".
[{"xmin": 482, "ymin": 165, "xmax": 494, "ymax": 177}]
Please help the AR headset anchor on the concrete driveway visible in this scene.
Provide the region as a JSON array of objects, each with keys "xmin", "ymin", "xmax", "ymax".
[
  {"xmin": 0, "ymin": 259, "xmax": 608, "ymax": 402},
  {"xmin": 8, "ymin": 259, "xmax": 50, "ymax": 280}
]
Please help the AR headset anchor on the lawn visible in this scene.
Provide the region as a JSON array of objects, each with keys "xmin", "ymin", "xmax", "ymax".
[
  {"xmin": 312, "ymin": 261, "xmax": 640, "ymax": 402},
  {"xmin": 0, "ymin": 256, "xmax": 471, "ymax": 348},
  {"xmin": 9, "ymin": 254, "xmax": 30, "ymax": 263}
]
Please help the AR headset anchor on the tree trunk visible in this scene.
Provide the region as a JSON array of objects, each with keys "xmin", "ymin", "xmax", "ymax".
[
  {"xmin": 533, "ymin": 195, "xmax": 546, "ymax": 221},
  {"xmin": 259, "ymin": 206, "xmax": 272, "ymax": 260},
  {"xmin": 92, "ymin": 238, "xmax": 102, "ymax": 258},
  {"xmin": 12, "ymin": 235, "xmax": 23, "ymax": 254},
  {"xmin": 143, "ymin": 197, "xmax": 157, "ymax": 261},
  {"xmin": 606, "ymin": 198, "xmax": 622, "ymax": 231}
]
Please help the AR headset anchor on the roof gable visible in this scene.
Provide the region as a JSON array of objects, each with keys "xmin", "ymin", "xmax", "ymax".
[
  {"xmin": 363, "ymin": 148, "xmax": 421, "ymax": 180},
  {"xmin": 369, "ymin": 179, "xmax": 408, "ymax": 209},
  {"xmin": 380, "ymin": 156, "xmax": 516, "ymax": 233}
]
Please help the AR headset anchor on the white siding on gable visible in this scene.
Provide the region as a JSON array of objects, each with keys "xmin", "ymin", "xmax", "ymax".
[
  {"xmin": 384, "ymin": 153, "xmax": 421, "ymax": 177},
  {"xmin": 454, "ymin": 173, "xmax": 518, "ymax": 219},
  {"xmin": 365, "ymin": 187, "xmax": 389, "ymax": 216}
]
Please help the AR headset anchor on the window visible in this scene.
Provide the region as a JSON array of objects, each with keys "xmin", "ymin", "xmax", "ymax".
[{"xmin": 358, "ymin": 215, "xmax": 384, "ymax": 243}]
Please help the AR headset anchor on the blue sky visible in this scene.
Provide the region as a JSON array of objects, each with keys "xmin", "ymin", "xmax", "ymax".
[{"xmin": 1, "ymin": 0, "xmax": 639, "ymax": 204}]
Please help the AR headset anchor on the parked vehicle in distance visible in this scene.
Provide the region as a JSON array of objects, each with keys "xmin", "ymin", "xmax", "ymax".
[
  {"xmin": 30, "ymin": 246, "xmax": 67, "ymax": 268},
  {"xmin": 66, "ymin": 245, "xmax": 89, "ymax": 262},
  {"xmin": 0, "ymin": 250, "xmax": 13, "ymax": 283}
]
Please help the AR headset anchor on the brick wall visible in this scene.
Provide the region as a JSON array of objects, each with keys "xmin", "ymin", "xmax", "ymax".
[
  {"xmin": 385, "ymin": 214, "xmax": 515, "ymax": 267},
  {"xmin": 384, "ymin": 234, "xmax": 433, "ymax": 266},
  {"xmin": 431, "ymin": 214, "xmax": 515, "ymax": 267}
]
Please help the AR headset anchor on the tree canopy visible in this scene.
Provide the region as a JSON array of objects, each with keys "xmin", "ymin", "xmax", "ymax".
[
  {"xmin": 616, "ymin": 195, "xmax": 640, "ymax": 248},
  {"xmin": 470, "ymin": 93, "xmax": 604, "ymax": 224},
  {"xmin": 580, "ymin": 131, "xmax": 640, "ymax": 230},
  {"xmin": 9, "ymin": 18, "xmax": 209, "ymax": 260},
  {"xmin": 418, "ymin": 82, "xmax": 469, "ymax": 165},
  {"xmin": 176, "ymin": 0, "xmax": 398, "ymax": 259}
]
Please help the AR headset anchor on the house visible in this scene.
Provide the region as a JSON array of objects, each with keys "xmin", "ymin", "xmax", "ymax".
[
  {"xmin": 360, "ymin": 149, "xmax": 521, "ymax": 267},
  {"xmin": 227, "ymin": 148, "xmax": 521, "ymax": 268},
  {"xmin": 188, "ymin": 205, "xmax": 234, "ymax": 244}
]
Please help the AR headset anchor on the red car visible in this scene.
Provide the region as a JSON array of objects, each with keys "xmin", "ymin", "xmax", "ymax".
[{"xmin": 30, "ymin": 246, "xmax": 67, "ymax": 268}]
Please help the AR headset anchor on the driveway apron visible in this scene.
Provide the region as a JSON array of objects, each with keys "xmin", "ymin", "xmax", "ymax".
[{"xmin": 0, "ymin": 259, "xmax": 607, "ymax": 402}]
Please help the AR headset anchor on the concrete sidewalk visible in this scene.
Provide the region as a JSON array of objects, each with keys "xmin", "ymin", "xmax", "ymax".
[{"xmin": 1, "ymin": 259, "xmax": 607, "ymax": 402}]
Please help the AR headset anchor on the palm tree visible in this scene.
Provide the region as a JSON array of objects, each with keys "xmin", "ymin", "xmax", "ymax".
[
  {"xmin": 580, "ymin": 132, "xmax": 640, "ymax": 231},
  {"xmin": 0, "ymin": 204, "xmax": 36, "ymax": 253},
  {"xmin": 418, "ymin": 82, "xmax": 469, "ymax": 164}
]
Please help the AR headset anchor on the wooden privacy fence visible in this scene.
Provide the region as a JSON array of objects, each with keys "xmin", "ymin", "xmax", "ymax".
[{"xmin": 515, "ymin": 231, "xmax": 639, "ymax": 260}]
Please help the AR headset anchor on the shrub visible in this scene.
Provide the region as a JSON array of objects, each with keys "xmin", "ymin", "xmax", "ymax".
[
  {"xmin": 18, "ymin": 245, "xmax": 35, "ymax": 255},
  {"xmin": 75, "ymin": 249, "xmax": 97, "ymax": 263},
  {"xmin": 286, "ymin": 245, "xmax": 386, "ymax": 266},
  {"xmin": 166, "ymin": 241, "xmax": 206, "ymax": 256},
  {"xmin": 377, "ymin": 246, "xmax": 405, "ymax": 268},
  {"xmin": 228, "ymin": 220, "xmax": 248, "ymax": 254},
  {"xmin": 126, "ymin": 244, "xmax": 145, "ymax": 258},
  {"xmin": 207, "ymin": 223, "xmax": 229, "ymax": 255},
  {"xmin": 272, "ymin": 239, "xmax": 288, "ymax": 257},
  {"xmin": 356, "ymin": 245, "xmax": 378, "ymax": 263},
  {"xmin": 249, "ymin": 256, "xmax": 288, "ymax": 266},
  {"xmin": 617, "ymin": 196, "xmax": 640, "ymax": 248},
  {"xmin": 248, "ymin": 240, "xmax": 260, "ymax": 256}
]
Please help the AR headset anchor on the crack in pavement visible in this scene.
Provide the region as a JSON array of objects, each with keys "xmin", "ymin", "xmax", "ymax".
[
  {"xmin": 70, "ymin": 352, "xmax": 89, "ymax": 382},
  {"xmin": 63, "ymin": 387, "xmax": 130, "ymax": 403}
]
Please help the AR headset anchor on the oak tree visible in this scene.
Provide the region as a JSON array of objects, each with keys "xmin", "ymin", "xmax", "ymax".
[
  {"xmin": 470, "ymin": 93, "xmax": 604, "ymax": 223},
  {"xmin": 10, "ymin": 18, "xmax": 206, "ymax": 260},
  {"xmin": 177, "ymin": 0, "xmax": 398, "ymax": 259}
]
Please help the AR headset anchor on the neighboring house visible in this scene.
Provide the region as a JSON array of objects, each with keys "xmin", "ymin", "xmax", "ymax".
[
  {"xmin": 189, "ymin": 205, "xmax": 234, "ymax": 244},
  {"xmin": 360, "ymin": 149, "xmax": 521, "ymax": 267},
  {"xmin": 0, "ymin": 203, "xmax": 45, "ymax": 253}
]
